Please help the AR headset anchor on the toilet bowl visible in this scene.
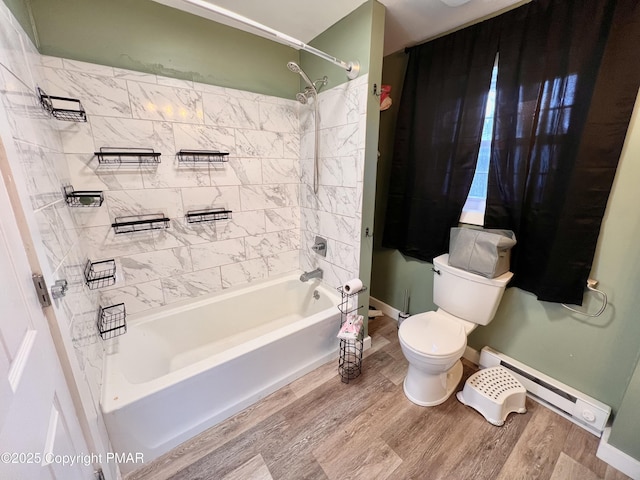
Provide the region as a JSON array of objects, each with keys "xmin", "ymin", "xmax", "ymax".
[
  {"xmin": 398, "ymin": 311, "xmax": 471, "ymax": 406},
  {"xmin": 398, "ymin": 254, "xmax": 513, "ymax": 407}
]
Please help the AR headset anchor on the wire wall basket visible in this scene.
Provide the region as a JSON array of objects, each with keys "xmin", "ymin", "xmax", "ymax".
[
  {"xmin": 97, "ymin": 303, "xmax": 126, "ymax": 340},
  {"xmin": 111, "ymin": 213, "xmax": 170, "ymax": 234},
  {"xmin": 64, "ymin": 185, "xmax": 104, "ymax": 207},
  {"xmin": 38, "ymin": 87, "xmax": 87, "ymax": 122},
  {"xmin": 95, "ymin": 147, "xmax": 161, "ymax": 165},
  {"xmin": 84, "ymin": 259, "xmax": 116, "ymax": 290},
  {"xmin": 176, "ymin": 149, "xmax": 229, "ymax": 163},
  {"xmin": 185, "ymin": 208, "xmax": 232, "ymax": 224}
]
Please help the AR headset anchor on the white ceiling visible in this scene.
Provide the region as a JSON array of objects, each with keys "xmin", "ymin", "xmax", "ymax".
[{"xmin": 153, "ymin": 0, "xmax": 527, "ymax": 56}]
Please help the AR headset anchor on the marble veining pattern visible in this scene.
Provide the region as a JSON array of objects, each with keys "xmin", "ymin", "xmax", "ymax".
[
  {"xmin": 44, "ymin": 67, "xmax": 131, "ymax": 117},
  {"xmin": 91, "ymin": 117, "xmax": 175, "ymax": 154},
  {"xmin": 190, "ymin": 239, "xmax": 247, "ymax": 271},
  {"xmin": 127, "ymin": 81, "xmax": 204, "ymax": 124},
  {"xmin": 203, "ymin": 93, "xmax": 261, "ymax": 129},
  {"xmin": 99, "ymin": 280, "xmax": 165, "ymax": 315},
  {"xmin": 120, "ymin": 247, "xmax": 192, "ymax": 284},
  {"xmin": 265, "ymin": 207, "xmax": 300, "ymax": 233},
  {"xmin": 221, "ymin": 258, "xmax": 269, "ymax": 288},
  {"xmin": 161, "ymin": 267, "xmax": 224, "ymax": 304},
  {"xmin": 235, "ymin": 129, "xmax": 284, "ymax": 158},
  {"xmin": 173, "ymin": 123, "xmax": 236, "ymax": 155}
]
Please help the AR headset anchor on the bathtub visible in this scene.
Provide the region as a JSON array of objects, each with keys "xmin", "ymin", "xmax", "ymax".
[{"xmin": 101, "ymin": 273, "xmax": 341, "ymax": 471}]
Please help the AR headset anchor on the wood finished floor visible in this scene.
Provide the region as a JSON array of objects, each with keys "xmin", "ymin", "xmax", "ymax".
[{"xmin": 126, "ymin": 315, "xmax": 630, "ymax": 480}]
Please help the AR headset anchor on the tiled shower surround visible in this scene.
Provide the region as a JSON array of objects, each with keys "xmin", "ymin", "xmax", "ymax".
[
  {"xmin": 1, "ymin": 1, "xmax": 368, "ymax": 466},
  {"xmin": 42, "ymin": 56, "xmax": 368, "ymax": 315}
]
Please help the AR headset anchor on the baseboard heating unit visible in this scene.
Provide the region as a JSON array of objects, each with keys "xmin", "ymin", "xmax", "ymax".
[{"xmin": 479, "ymin": 347, "xmax": 610, "ymax": 436}]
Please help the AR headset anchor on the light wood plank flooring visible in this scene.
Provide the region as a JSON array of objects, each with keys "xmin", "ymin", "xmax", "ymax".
[{"xmin": 127, "ymin": 315, "xmax": 630, "ymax": 480}]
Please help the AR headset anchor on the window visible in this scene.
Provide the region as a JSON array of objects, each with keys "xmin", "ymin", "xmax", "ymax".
[
  {"xmin": 460, "ymin": 58, "xmax": 498, "ymax": 226},
  {"xmin": 459, "ymin": 60, "xmax": 579, "ymax": 227}
]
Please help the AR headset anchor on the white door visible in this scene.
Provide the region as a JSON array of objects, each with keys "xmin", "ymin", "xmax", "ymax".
[{"xmin": 0, "ymin": 170, "xmax": 94, "ymax": 479}]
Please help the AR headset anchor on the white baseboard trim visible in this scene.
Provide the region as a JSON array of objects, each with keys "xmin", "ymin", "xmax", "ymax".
[
  {"xmin": 363, "ymin": 335, "xmax": 372, "ymax": 351},
  {"xmin": 369, "ymin": 296, "xmax": 400, "ymax": 320},
  {"xmin": 597, "ymin": 427, "xmax": 640, "ymax": 479},
  {"xmin": 463, "ymin": 346, "xmax": 480, "ymax": 366}
]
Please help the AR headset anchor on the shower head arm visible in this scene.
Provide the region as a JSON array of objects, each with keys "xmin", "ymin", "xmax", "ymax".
[{"xmin": 312, "ymin": 76, "xmax": 328, "ymax": 91}]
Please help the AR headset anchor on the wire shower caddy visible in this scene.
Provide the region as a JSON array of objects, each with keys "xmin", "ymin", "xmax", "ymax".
[{"xmin": 337, "ymin": 285, "xmax": 367, "ymax": 383}]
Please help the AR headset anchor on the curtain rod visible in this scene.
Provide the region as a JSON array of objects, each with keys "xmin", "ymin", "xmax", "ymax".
[{"xmin": 178, "ymin": 0, "xmax": 360, "ymax": 79}]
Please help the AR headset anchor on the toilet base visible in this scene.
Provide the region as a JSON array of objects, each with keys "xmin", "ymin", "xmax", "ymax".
[{"xmin": 403, "ymin": 360, "xmax": 464, "ymax": 407}]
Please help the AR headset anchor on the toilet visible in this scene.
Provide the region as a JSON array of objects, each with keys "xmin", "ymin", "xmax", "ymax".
[{"xmin": 398, "ymin": 254, "xmax": 513, "ymax": 406}]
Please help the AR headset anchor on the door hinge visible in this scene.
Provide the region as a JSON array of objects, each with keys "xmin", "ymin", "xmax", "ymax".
[{"xmin": 32, "ymin": 274, "xmax": 51, "ymax": 308}]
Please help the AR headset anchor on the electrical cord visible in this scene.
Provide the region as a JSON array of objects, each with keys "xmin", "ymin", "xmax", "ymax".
[{"xmin": 561, "ymin": 281, "xmax": 607, "ymax": 317}]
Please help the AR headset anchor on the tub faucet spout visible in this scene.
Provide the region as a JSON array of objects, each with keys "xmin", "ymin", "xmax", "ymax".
[{"xmin": 300, "ymin": 268, "xmax": 323, "ymax": 282}]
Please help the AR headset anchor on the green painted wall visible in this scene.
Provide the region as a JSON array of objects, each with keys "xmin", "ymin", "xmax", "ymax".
[
  {"xmin": 373, "ymin": 48, "xmax": 640, "ymax": 459},
  {"xmin": 7, "ymin": 0, "xmax": 299, "ymax": 98},
  {"xmin": 300, "ymin": 1, "xmax": 375, "ymax": 91}
]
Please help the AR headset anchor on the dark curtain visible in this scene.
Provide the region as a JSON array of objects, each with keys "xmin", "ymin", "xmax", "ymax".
[
  {"xmin": 382, "ymin": 21, "xmax": 500, "ymax": 262},
  {"xmin": 485, "ymin": 0, "xmax": 640, "ymax": 304}
]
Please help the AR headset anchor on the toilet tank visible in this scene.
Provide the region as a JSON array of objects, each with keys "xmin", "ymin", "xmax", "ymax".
[{"xmin": 433, "ymin": 254, "xmax": 513, "ymax": 326}]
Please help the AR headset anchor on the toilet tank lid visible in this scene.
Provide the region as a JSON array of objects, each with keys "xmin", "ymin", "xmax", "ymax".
[{"xmin": 433, "ymin": 254, "xmax": 513, "ymax": 287}]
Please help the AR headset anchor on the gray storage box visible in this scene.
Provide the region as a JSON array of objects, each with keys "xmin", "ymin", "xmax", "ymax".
[{"xmin": 449, "ymin": 228, "xmax": 516, "ymax": 278}]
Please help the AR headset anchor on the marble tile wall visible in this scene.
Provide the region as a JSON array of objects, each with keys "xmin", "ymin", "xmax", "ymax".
[
  {"xmin": 0, "ymin": 3, "xmax": 116, "ymax": 478},
  {"xmin": 40, "ymin": 58, "xmax": 304, "ymax": 314},
  {"xmin": 300, "ymin": 75, "xmax": 369, "ymax": 288},
  {"xmin": 43, "ymin": 57, "xmax": 369, "ymax": 314}
]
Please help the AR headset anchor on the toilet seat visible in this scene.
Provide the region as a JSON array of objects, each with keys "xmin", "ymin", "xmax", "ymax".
[{"xmin": 399, "ymin": 311, "xmax": 466, "ymax": 357}]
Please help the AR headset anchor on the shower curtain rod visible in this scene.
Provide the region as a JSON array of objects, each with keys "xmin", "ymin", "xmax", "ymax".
[{"xmin": 178, "ymin": 0, "xmax": 360, "ymax": 79}]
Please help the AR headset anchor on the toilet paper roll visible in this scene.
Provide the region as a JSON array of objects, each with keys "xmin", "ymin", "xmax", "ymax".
[{"xmin": 342, "ymin": 278, "xmax": 363, "ymax": 294}]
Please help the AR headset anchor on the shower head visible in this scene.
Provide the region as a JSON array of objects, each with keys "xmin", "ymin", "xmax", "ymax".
[
  {"xmin": 287, "ymin": 61, "xmax": 301, "ymax": 74},
  {"xmin": 287, "ymin": 61, "xmax": 315, "ymax": 89},
  {"xmin": 295, "ymin": 87, "xmax": 316, "ymax": 104}
]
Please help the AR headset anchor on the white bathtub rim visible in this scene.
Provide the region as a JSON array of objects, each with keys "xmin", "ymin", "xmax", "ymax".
[
  {"xmin": 101, "ymin": 275, "xmax": 342, "ymax": 414},
  {"xmin": 101, "ymin": 305, "xmax": 340, "ymax": 413},
  {"xmin": 125, "ymin": 271, "xmax": 331, "ymax": 328}
]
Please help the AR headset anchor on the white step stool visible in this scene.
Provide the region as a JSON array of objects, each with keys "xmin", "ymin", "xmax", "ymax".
[{"xmin": 456, "ymin": 366, "xmax": 527, "ymax": 426}]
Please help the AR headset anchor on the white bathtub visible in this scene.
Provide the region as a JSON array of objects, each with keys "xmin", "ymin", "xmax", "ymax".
[{"xmin": 101, "ymin": 273, "xmax": 341, "ymax": 471}]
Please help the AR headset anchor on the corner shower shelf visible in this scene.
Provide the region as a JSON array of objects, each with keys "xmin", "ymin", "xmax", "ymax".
[
  {"xmin": 185, "ymin": 208, "xmax": 233, "ymax": 224},
  {"xmin": 111, "ymin": 213, "xmax": 170, "ymax": 234},
  {"xmin": 95, "ymin": 147, "xmax": 161, "ymax": 165},
  {"xmin": 337, "ymin": 285, "xmax": 367, "ymax": 383},
  {"xmin": 176, "ymin": 149, "xmax": 229, "ymax": 163},
  {"xmin": 84, "ymin": 259, "xmax": 116, "ymax": 290},
  {"xmin": 37, "ymin": 87, "xmax": 87, "ymax": 122},
  {"xmin": 97, "ymin": 303, "xmax": 126, "ymax": 340},
  {"xmin": 64, "ymin": 185, "xmax": 104, "ymax": 207}
]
